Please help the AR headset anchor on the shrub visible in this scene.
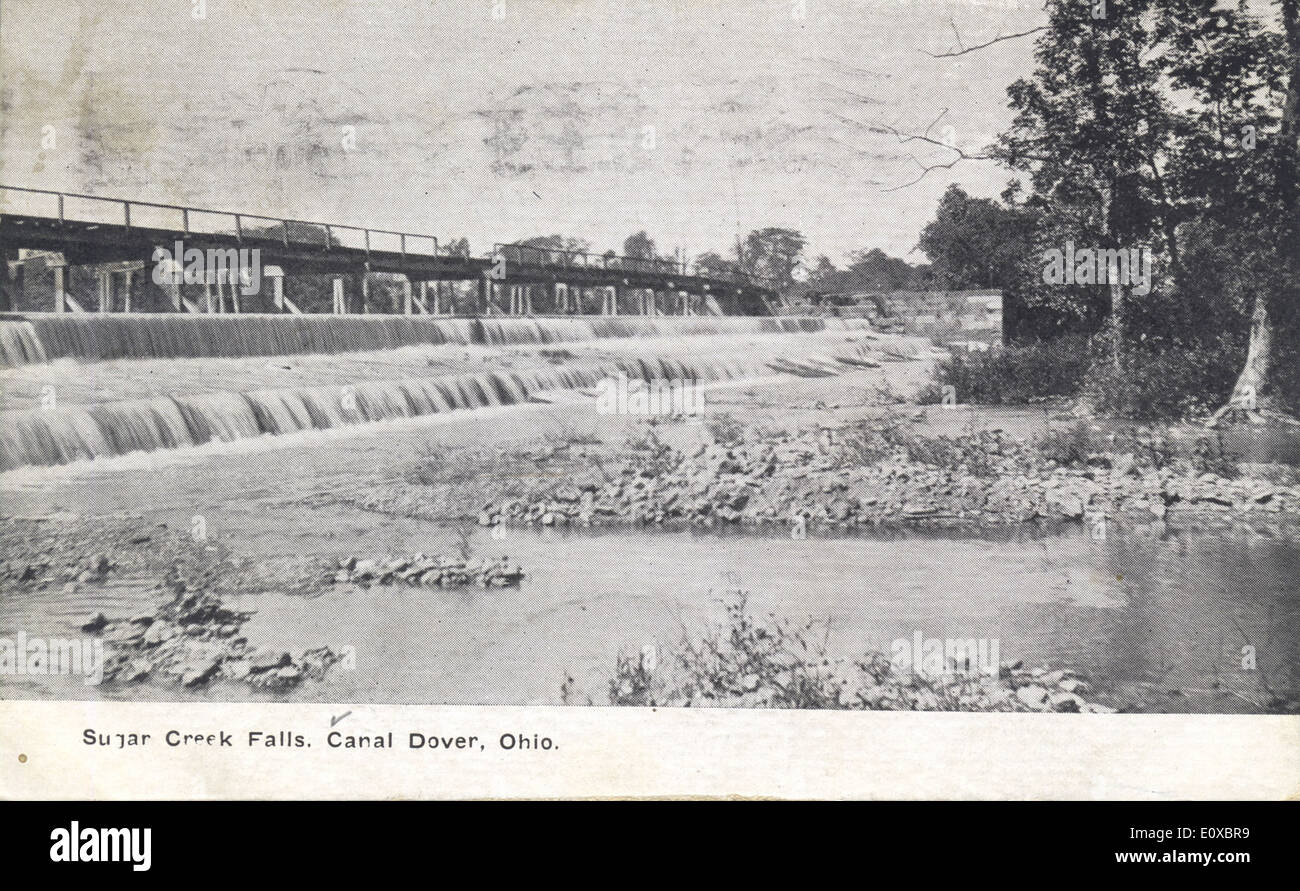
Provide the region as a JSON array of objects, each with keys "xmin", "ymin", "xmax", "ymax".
[
  {"xmin": 1190, "ymin": 433, "xmax": 1241, "ymax": 479},
  {"xmin": 1033, "ymin": 421, "xmax": 1100, "ymax": 467},
  {"xmin": 705, "ymin": 413, "xmax": 745, "ymax": 447},
  {"xmin": 624, "ymin": 427, "xmax": 682, "ymax": 477},
  {"xmin": 1083, "ymin": 330, "xmax": 1241, "ymax": 421},
  {"xmin": 921, "ymin": 336, "xmax": 1091, "ymax": 406}
]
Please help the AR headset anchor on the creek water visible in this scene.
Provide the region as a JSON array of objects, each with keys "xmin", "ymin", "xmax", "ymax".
[
  {"xmin": 1, "ymin": 326, "xmax": 1295, "ymax": 710},
  {"xmin": 3, "ymin": 515, "xmax": 1296, "ymax": 709}
]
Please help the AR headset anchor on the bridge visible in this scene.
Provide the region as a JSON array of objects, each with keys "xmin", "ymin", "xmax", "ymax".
[{"xmin": 0, "ymin": 185, "xmax": 780, "ymax": 317}]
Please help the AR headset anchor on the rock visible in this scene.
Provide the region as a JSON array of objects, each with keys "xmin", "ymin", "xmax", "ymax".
[
  {"xmin": 223, "ymin": 659, "xmax": 252, "ymax": 681},
  {"xmin": 1049, "ymin": 692, "xmax": 1084, "ymax": 712},
  {"xmin": 122, "ymin": 660, "xmax": 152, "ymax": 682},
  {"xmin": 1059, "ymin": 678, "xmax": 1090, "ymax": 695},
  {"xmin": 81, "ymin": 613, "xmax": 109, "ymax": 633},
  {"xmin": 1045, "ymin": 490, "xmax": 1084, "ymax": 519},
  {"xmin": 181, "ymin": 657, "xmax": 222, "ymax": 687},
  {"xmin": 143, "ymin": 622, "xmax": 176, "ymax": 646},
  {"xmin": 249, "ymin": 649, "xmax": 291, "ymax": 671},
  {"xmin": 1016, "ymin": 685, "xmax": 1049, "ymax": 709},
  {"xmin": 1040, "ymin": 670, "xmax": 1066, "ymax": 687},
  {"xmin": 1084, "ymin": 702, "xmax": 1118, "ymax": 714}
]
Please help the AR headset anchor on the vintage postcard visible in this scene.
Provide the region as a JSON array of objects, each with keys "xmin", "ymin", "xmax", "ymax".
[{"xmin": 1, "ymin": 0, "xmax": 1298, "ymax": 802}]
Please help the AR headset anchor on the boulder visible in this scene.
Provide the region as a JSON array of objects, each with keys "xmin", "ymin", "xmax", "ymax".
[
  {"xmin": 1016, "ymin": 685, "xmax": 1049, "ymax": 709},
  {"xmin": 81, "ymin": 613, "xmax": 109, "ymax": 633}
]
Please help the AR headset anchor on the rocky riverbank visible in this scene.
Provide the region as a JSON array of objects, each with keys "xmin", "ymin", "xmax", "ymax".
[
  {"xmin": 81, "ymin": 558, "xmax": 343, "ymax": 691},
  {"xmin": 595, "ymin": 595, "xmax": 1299, "ymax": 713},
  {"xmin": 333, "ymin": 552, "xmax": 524, "ymax": 588},
  {"xmin": 430, "ymin": 417, "xmax": 1300, "ymax": 536}
]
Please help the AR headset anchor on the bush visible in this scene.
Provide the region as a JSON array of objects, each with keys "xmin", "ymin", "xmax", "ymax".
[
  {"xmin": 835, "ymin": 416, "xmax": 1002, "ymax": 477},
  {"xmin": 704, "ymin": 413, "xmax": 745, "ymax": 447},
  {"xmin": 1083, "ymin": 341, "xmax": 1239, "ymax": 421},
  {"xmin": 1034, "ymin": 421, "xmax": 1100, "ymax": 467},
  {"xmin": 1190, "ymin": 434, "xmax": 1241, "ymax": 479},
  {"xmin": 920, "ymin": 336, "xmax": 1091, "ymax": 406}
]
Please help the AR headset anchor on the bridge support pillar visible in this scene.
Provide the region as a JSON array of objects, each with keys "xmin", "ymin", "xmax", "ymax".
[
  {"xmin": 97, "ymin": 270, "xmax": 116, "ymax": 313},
  {"xmin": 361, "ymin": 274, "xmax": 371, "ymax": 314},
  {"xmin": 271, "ymin": 271, "xmax": 285, "ymax": 312},
  {"xmin": 478, "ymin": 275, "xmax": 489, "ymax": 314},
  {"xmin": 403, "ymin": 278, "xmax": 413, "ymax": 315},
  {"xmin": 608, "ymin": 285, "xmax": 619, "ymax": 316},
  {"xmin": 54, "ymin": 264, "xmax": 66, "ymax": 312},
  {"xmin": 333, "ymin": 278, "xmax": 345, "ymax": 314},
  {"xmin": 122, "ymin": 269, "xmax": 133, "ymax": 313}
]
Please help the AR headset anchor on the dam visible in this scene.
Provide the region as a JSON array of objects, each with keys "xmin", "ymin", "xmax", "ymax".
[{"xmin": 0, "ymin": 312, "xmax": 885, "ymax": 472}]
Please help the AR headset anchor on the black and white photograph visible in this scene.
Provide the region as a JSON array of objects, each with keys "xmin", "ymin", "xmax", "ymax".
[{"xmin": 0, "ymin": 0, "xmax": 1298, "ymax": 804}]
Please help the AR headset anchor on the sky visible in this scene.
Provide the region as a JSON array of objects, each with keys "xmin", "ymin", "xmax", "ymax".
[{"xmin": 0, "ymin": 0, "xmax": 1044, "ymax": 266}]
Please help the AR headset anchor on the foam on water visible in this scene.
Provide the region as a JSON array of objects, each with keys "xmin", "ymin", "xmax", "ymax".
[
  {"xmin": 0, "ymin": 313, "xmax": 869, "ymax": 367},
  {"xmin": 0, "ymin": 354, "xmax": 763, "ymax": 471}
]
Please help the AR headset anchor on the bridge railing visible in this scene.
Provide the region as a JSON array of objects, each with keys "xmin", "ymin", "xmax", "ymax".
[
  {"xmin": 494, "ymin": 243, "xmax": 686, "ymax": 277},
  {"xmin": 0, "ymin": 184, "xmax": 442, "ymax": 260},
  {"xmin": 493, "ymin": 242, "xmax": 779, "ymax": 291}
]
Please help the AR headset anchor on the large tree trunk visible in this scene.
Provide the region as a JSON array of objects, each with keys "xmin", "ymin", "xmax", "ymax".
[
  {"xmin": 1210, "ymin": 0, "xmax": 1299, "ymax": 424},
  {"xmin": 1207, "ymin": 295, "xmax": 1275, "ymax": 426},
  {"xmin": 1230, "ymin": 295, "xmax": 1270, "ymax": 407}
]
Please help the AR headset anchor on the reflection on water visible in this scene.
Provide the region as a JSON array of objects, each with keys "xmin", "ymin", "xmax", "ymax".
[{"xmin": 3, "ymin": 523, "xmax": 1296, "ymax": 709}]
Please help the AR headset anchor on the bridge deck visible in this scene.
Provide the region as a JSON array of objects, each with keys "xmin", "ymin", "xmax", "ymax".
[{"xmin": 0, "ymin": 186, "xmax": 778, "ymax": 308}]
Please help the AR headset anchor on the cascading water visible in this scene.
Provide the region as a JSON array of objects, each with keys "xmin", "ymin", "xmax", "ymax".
[
  {"xmin": 0, "ymin": 320, "xmax": 48, "ymax": 367},
  {"xmin": 0, "ymin": 314, "xmax": 873, "ymax": 367},
  {"xmin": 0, "ymin": 354, "xmax": 764, "ymax": 472}
]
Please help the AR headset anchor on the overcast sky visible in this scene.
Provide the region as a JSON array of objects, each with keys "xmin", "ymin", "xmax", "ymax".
[{"xmin": 1, "ymin": 0, "xmax": 1044, "ymax": 265}]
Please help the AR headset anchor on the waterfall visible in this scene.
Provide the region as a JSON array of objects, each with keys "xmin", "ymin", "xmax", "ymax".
[
  {"xmin": 0, "ymin": 314, "xmax": 873, "ymax": 367},
  {"xmin": 0, "ymin": 355, "xmax": 762, "ymax": 472},
  {"xmin": 0, "ymin": 320, "xmax": 48, "ymax": 366}
]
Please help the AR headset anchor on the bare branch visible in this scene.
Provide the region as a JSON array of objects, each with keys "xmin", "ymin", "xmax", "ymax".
[{"xmin": 921, "ymin": 25, "xmax": 1048, "ymax": 58}]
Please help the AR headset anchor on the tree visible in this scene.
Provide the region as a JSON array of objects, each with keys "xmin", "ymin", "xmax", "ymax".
[
  {"xmin": 622, "ymin": 231, "xmax": 657, "ymax": 260},
  {"xmin": 991, "ymin": 0, "xmax": 1175, "ymax": 361},
  {"xmin": 742, "ymin": 227, "xmax": 807, "ymax": 291},
  {"xmin": 694, "ymin": 250, "xmax": 743, "ymax": 277},
  {"xmin": 517, "ymin": 234, "xmax": 591, "ymax": 254},
  {"xmin": 442, "ymin": 236, "xmax": 470, "ymax": 258},
  {"xmin": 1153, "ymin": 0, "xmax": 1299, "ymax": 420},
  {"xmin": 917, "ymin": 186, "xmax": 1035, "ymax": 290},
  {"xmin": 987, "ymin": 0, "xmax": 1298, "ymax": 409}
]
